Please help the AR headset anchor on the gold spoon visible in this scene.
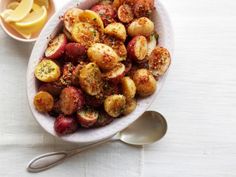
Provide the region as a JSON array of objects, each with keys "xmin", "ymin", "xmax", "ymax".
[{"xmin": 27, "ymin": 111, "xmax": 167, "ymax": 173}]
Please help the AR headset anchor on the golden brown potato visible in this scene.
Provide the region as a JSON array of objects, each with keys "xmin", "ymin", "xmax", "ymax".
[
  {"xmin": 127, "ymin": 17, "xmax": 154, "ymax": 37},
  {"xmin": 64, "ymin": 8, "xmax": 83, "ymax": 33},
  {"xmin": 134, "ymin": 0, "xmax": 154, "ymax": 18},
  {"xmin": 104, "ymin": 94, "xmax": 126, "ymax": 117},
  {"xmin": 71, "ymin": 22, "xmax": 100, "ymax": 48},
  {"xmin": 118, "ymin": 4, "xmax": 134, "ymax": 23},
  {"xmin": 34, "ymin": 91, "xmax": 54, "ymax": 113},
  {"xmin": 123, "ymin": 98, "xmax": 137, "ymax": 115},
  {"xmin": 121, "ymin": 77, "xmax": 136, "ymax": 99},
  {"xmin": 79, "ymin": 63, "xmax": 103, "ymax": 96},
  {"xmin": 78, "ymin": 10, "xmax": 104, "ymax": 33},
  {"xmin": 132, "ymin": 69, "xmax": 157, "ymax": 97},
  {"xmin": 148, "ymin": 47, "xmax": 171, "ymax": 77},
  {"xmin": 34, "ymin": 59, "xmax": 61, "ymax": 83},
  {"xmin": 104, "ymin": 22, "xmax": 127, "ymax": 41},
  {"xmin": 102, "ymin": 36, "xmax": 127, "ymax": 60},
  {"xmin": 87, "ymin": 43, "xmax": 119, "ymax": 70}
]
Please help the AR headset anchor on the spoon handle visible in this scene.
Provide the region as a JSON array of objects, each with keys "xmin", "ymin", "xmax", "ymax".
[{"xmin": 27, "ymin": 135, "xmax": 117, "ymax": 173}]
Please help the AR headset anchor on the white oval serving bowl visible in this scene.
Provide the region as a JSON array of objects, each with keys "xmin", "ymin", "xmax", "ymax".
[{"xmin": 27, "ymin": 0, "xmax": 174, "ymax": 145}]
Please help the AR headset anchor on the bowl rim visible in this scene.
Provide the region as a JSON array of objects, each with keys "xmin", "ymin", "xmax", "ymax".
[{"xmin": 26, "ymin": 0, "xmax": 174, "ymax": 145}]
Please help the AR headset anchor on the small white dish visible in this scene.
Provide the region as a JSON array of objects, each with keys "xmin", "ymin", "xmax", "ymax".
[
  {"xmin": 27, "ymin": 0, "xmax": 174, "ymax": 145},
  {"xmin": 0, "ymin": 0, "xmax": 56, "ymax": 42}
]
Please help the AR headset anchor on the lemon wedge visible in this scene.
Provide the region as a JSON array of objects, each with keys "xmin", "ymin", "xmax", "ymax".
[
  {"xmin": 5, "ymin": 0, "xmax": 34, "ymax": 22},
  {"xmin": 15, "ymin": 6, "xmax": 47, "ymax": 29},
  {"xmin": 7, "ymin": 2, "xmax": 20, "ymax": 10},
  {"xmin": 10, "ymin": 23, "xmax": 32, "ymax": 39},
  {"xmin": 34, "ymin": 0, "xmax": 50, "ymax": 9},
  {"xmin": 0, "ymin": 9, "xmax": 14, "ymax": 19}
]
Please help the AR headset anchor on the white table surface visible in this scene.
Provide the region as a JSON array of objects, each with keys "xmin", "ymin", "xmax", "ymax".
[{"xmin": 1, "ymin": 0, "xmax": 236, "ymax": 176}]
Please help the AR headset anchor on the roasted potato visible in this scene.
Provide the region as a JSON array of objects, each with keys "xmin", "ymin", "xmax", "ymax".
[
  {"xmin": 91, "ymin": 4, "xmax": 116, "ymax": 26},
  {"xmin": 35, "ymin": 59, "xmax": 61, "ymax": 83},
  {"xmin": 112, "ymin": 0, "xmax": 125, "ymax": 9},
  {"xmin": 148, "ymin": 47, "xmax": 171, "ymax": 77},
  {"xmin": 128, "ymin": 17, "xmax": 154, "ymax": 37},
  {"xmin": 103, "ymin": 63, "xmax": 125, "ymax": 83},
  {"xmin": 102, "ymin": 35, "xmax": 127, "ymax": 60},
  {"xmin": 132, "ymin": 69, "xmax": 157, "ymax": 97},
  {"xmin": 77, "ymin": 108, "xmax": 99, "ymax": 128},
  {"xmin": 59, "ymin": 87, "xmax": 85, "ymax": 115},
  {"xmin": 123, "ymin": 98, "xmax": 137, "ymax": 115},
  {"xmin": 79, "ymin": 63, "xmax": 103, "ymax": 95},
  {"xmin": 87, "ymin": 43, "xmax": 119, "ymax": 70},
  {"xmin": 54, "ymin": 115, "xmax": 78, "ymax": 135},
  {"xmin": 64, "ymin": 8, "xmax": 83, "ymax": 33},
  {"xmin": 94, "ymin": 111, "xmax": 114, "ymax": 127},
  {"xmin": 39, "ymin": 82, "xmax": 64, "ymax": 97},
  {"xmin": 34, "ymin": 91, "xmax": 54, "ymax": 113},
  {"xmin": 71, "ymin": 22, "xmax": 100, "ymax": 48},
  {"xmin": 45, "ymin": 33, "xmax": 67, "ymax": 60},
  {"xmin": 121, "ymin": 76, "xmax": 136, "ymax": 99},
  {"xmin": 127, "ymin": 36, "xmax": 148, "ymax": 61},
  {"xmin": 104, "ymin": 94, "xmax": 126, "ymax": 117},
  {"xmin": 104, "ymin": 22, "xmax": 127, "ymax": 41},
  {"xmin": 134, "ymin": 0, "xmax": 154, "ymax": 18},
  {"xmin": 78, "ymin": 10, "xmax": 104, "ymax": 32},
  {"xmin": 118, "ymin": 4, "xmax": 134, "ymax": 23},
  {"xmin": 65, "ymin": 43, "xmax": 87, "ymax": 64},
  {"xmin": 59, "ymin": 63, "xmax": 75, "ymax": 86}
]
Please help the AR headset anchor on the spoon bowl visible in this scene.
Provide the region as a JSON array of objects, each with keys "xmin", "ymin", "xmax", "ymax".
[{"xmin": 120, "ymin": 111, "xmax": 167, "ymax": 145}]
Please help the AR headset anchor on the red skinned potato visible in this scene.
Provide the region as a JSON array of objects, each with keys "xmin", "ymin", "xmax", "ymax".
[
  {"xmin": 134, "ymin": 0, "xmax": 154, "ymax": 18},
  {"xmin": 91, "ymin": 4, "xmax": 116, "ymax": 26},
  {"xmin": 45, "ymin": 33, "xmax": 67, "ymax": 59},
  {"xmin": 118, "ymin": 4, "xmax": 134, "ymax": 23},
  {"xmin": 132, "ymin": 69, "xmax": 157, "ymax": 97},
  {"xmin": 54, "ymin": 115, "xmax": 78, "ymax": 135},
  {"xmin": 77, "ymin": 108, "xmax": 99, "ymax": 128},
  {"xmin": 103, "ymin": 63, "xmax": 125, "ymax": 83},
  {"xmin": 94, "ymin": 111, "xmax": 114, "ymax": 127},
  {"xmin": 65, "ymin": 43, "xmax": 87, "ymax": 64},
  {"xmin": 39, "ymin": 82, "xmax": 64, "ymax": 97},
  {"xmin": 127, "ymin": 36, "xmax": 148, "ymax": 62},
  {"xmin": 148, "ymin": 47, "xmax": 171, "ymax": 77},
  {"xmin": 59, "ymin": 87, "xmax": 85, "ymax": 115},
  {"xmin": 128, "ymin": 17, "xmax": 154, "ymax": 37}
]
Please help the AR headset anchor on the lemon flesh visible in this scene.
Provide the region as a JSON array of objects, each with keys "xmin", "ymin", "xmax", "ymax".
[
  {"xmin": 5, "ymin": 0, "xmax": 34, "ymax": 22},
  {"xmin": 15, "ymin": 5, "xmax": 47, "ymax": 28}
]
